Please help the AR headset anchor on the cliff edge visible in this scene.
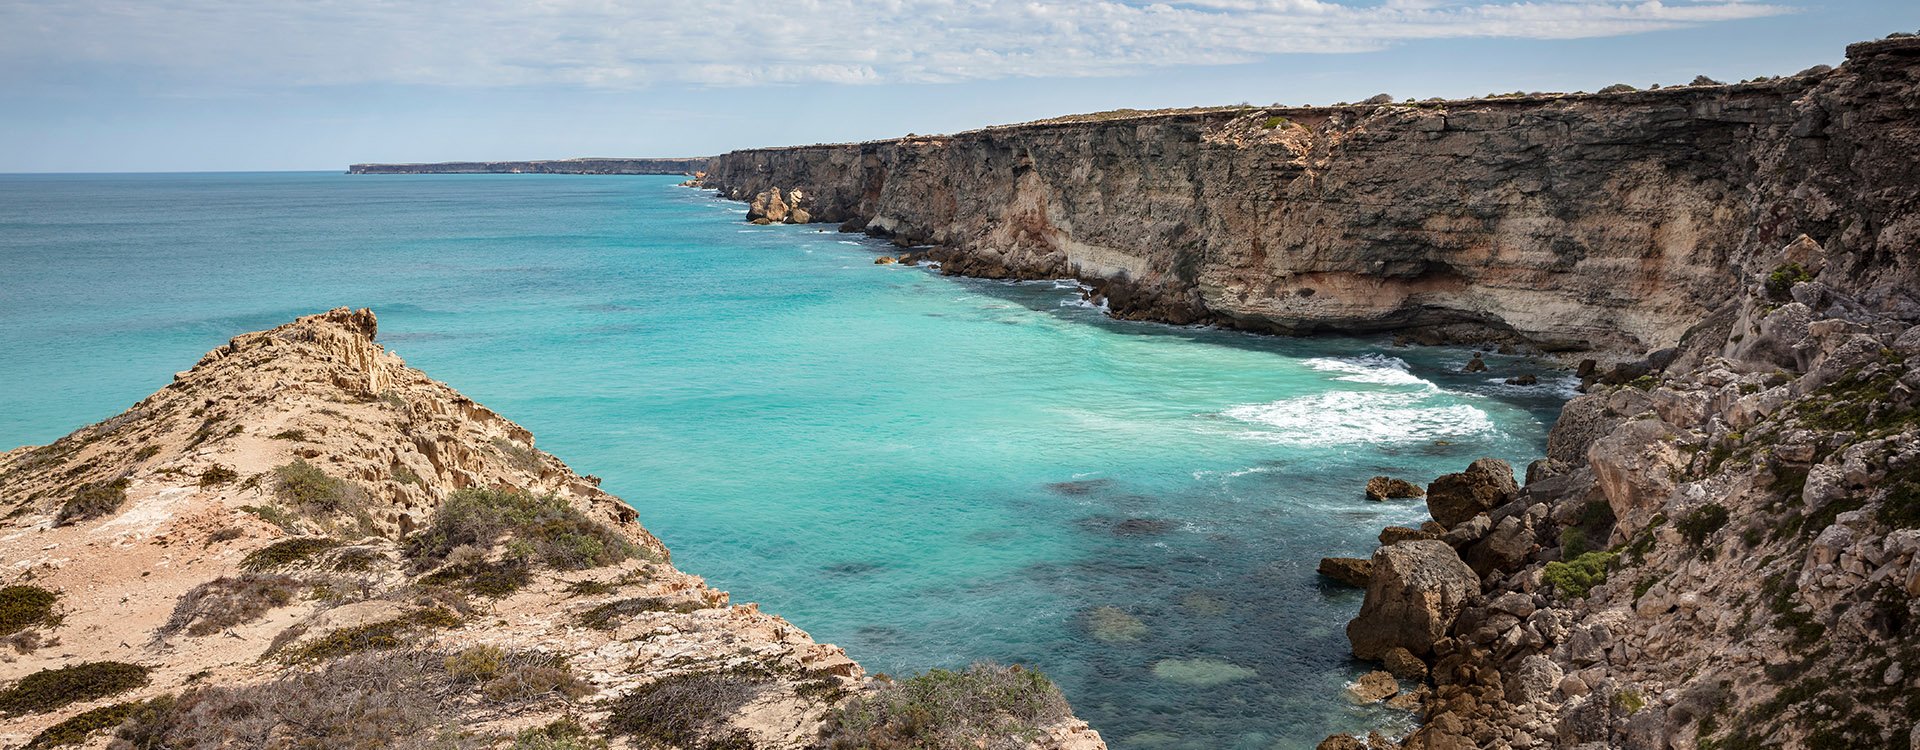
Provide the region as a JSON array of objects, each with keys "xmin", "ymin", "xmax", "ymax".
[
  {"xmin": 0, "ymin": 308, "xmax": 1103, "ymax": 750},
  {"xmin": 697, "ymin": 37, "xmax": 1920, "ymax": 358}
]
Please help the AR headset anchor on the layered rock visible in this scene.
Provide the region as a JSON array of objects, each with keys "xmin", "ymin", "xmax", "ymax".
[
  {"xmin": 699, "ymin": 38, "xmax": 1920, "ymax": 357},
  {"xmin": 0, "ymin": 309, "xmax": 1102, "ymax": 750}
]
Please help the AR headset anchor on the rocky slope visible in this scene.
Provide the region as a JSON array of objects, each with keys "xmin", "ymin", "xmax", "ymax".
[
  {"xmin": 697, "ymin": 37, "xmax": 1920, "ymax": 358},
  {"xmin": 0, "ymin": 309, "xmax": 1103, "ymax": 750},
  {"xmin": 350, "ymin": 158, "xmax": 707, "ymax": 175}
]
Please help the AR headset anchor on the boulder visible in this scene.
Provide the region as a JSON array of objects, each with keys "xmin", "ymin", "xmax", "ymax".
[
  {"xmin": 1505, "ymin": 373, "xmax": 1538, "ymax": 386},
  {"xmin": 1366, "ymin": 476, "xmax": 1425, "ymax": 502},
  {"xmin": 1463, "ymin": 353, "xmax": 1489, "ymax": 373},
  {"xmin": 1464, "ymin": 515, "xmax": 1534, "ymax": 576},
  {"xmin": 746, "ymin": 186, "xmax": 792, "ymax": 224},
  {"xmin": 1425, "ymin": 458, "xmax": 1518, "ymax": 528},
  {"xmin": 1319, "ymin": 557, "xmax": 1374, "ymax": 587},
  {"xmin": 1382, "ymin": 646, "xmax": 1428, "ymax": 681},
  {"xmin": 874, "ymin": 256, "xmax": 897, "ymax": 265},
  {"xmin": 1347, "ymin": 540, "xmax": 1480, "ymax": 659},
  {"xmin": 787, "ymin": 207, "xmax": 812, "ymax": 224},
  {"xmin": 1588, "ymin": 419, "xmax": 1690, "ymax": 537},
  {"xmin": 1379, "ymin": 526, "xmax": 1438, "ymax": 546},
  {"xmin": 1317, "ymin": 736, "xmax": 1365, "ymax": 750},
  {"xmin": 1345, "ymin": 670, "xmax": 1400, "ymax": 703}
]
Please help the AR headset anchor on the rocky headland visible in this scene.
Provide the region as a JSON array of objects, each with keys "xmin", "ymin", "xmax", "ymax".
[
  {"xmin": 691, "ymin": 35, "xmax": 1920, "ymax": 750},
  {"xmin": 350, "ymin": 158, "xmax": 708, "ymax": 175},
  {"xmin": 0, "ymin": 309, "xmax": 1103, "ymax": 750}
]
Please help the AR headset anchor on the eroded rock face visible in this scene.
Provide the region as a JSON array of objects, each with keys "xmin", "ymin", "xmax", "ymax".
[
  {"xmin": 698, "ymin": 39, "xmax": 1920, "ymax": 354},
  {"xmin": 1347, "ymin": 540, "xmax": 1481, "ymax": 659},
  {"xmin": 1426, "ymin": 458, "xmax": 1519, "ymax": 529}
]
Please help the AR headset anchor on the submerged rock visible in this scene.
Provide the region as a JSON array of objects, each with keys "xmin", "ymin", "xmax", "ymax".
[
  {"xmin": 1463, "ymin": 353, "xmax": 1489, "ymax": 373},
  {"xmin": 1150, "ymin": 658, "xmax": 1257, "ymax": 687},
  {"xmin": 1086, "ymin": 606, "xmax": 1148, "ymax": 643}
]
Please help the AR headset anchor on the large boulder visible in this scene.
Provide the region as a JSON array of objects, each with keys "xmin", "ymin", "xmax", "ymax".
[
  {"xmin": 1366, "ymin": 476, "xmax": 1426, "ymax": 501},
  {"xmin": 1319, "ymin": 557, "xmax": 1373, "ymax": 587},
  {"xmin": 1425, "ymin": 458, "xmax": 1518, "ymax": 528},
  {"xmin": 1588, "ymin": 418, "xmax": 1691, "ymax": 538},
  {"xmin": 747, "ymin": 187, "xmax": 790, "ymax": 223},
  {"xmin": 1346, "ymin": 540, "xmax": 1480, "ymax": 659}
]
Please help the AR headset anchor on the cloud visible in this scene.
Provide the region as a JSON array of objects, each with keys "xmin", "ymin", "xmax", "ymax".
[{"xmin": 0, "ymin": 0, "xmax": 1793, "ymax": 89}]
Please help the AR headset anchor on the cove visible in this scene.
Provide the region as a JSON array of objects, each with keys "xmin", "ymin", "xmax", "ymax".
[{"xmin": 0, "ymin": 172, "xmax": 1568, "ymax": 749}]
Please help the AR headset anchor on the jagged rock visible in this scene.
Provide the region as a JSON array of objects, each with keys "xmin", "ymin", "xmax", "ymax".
[
  {"xmin": 1348, "ymin": 540, "xmax": 1480, "ymax": 659},
  {"xmin": 788, "ymin": 207, "xmax": 812, "ymax": 224},
  {"xmin": 1464, "ymin": 515, "xmax": 1533, "ymax": 576},
  {"xmin": 1367, "ymin": 476, "xmax": 1426, "ymax": 501},
  {"xmin": 874, "ymin": 256, "xmax": 897, "ymax": 265},
  {"xmin": 1463, "ymin": 353, "xmax": 1489, "ymax": 373},
  {"xmin": 1320, "ymin": 557, "xmax": 1374, "ymax": 587},
  {"xmin": 1380, "ymin": 526, "xmax": 1439, "ymax": 546},
  {"xmin": 1382, "ymin": 647, "xmax": 1429, "ymax": 681},
  {"xmin": 1504, "ymin": 654, "xmax": 1563, "ymax": 705},
  {"xmin": 1426, "ymin": 458, "xmax": 1518, "ymax": 528},
  {"xmin": 1588, "ymin": 419, "xmax": 1691, "ymax": 537},
  {"xmin": 1441, "ymin": 513, "xmax": 1492, "ymax": 547},
  {"xmin": 1317, "ymin": 736, "xmax": 1366, "ymax": 750}
]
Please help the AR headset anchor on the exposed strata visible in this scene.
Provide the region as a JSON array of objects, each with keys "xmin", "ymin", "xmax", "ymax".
[
  {"xmin": 696, "ymin": 38, "xmax": 1920, "ymax": 358},
  {"xmin": 350, "ymin": 157, "xmax": 708, "ymax": 175},
  {"xmin": 0, "ymin": 309, "xmax": 1103, "ymax": 749}
]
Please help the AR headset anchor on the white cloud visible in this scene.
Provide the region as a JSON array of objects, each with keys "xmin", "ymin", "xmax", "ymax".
[{"xmin": 0, "ymin": 0, "xmax": 1793, "ymax": 89}]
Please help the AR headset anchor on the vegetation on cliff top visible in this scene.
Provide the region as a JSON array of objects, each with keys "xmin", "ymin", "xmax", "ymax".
[
  {"xmin": 0, "ymin": 661, "xmax": 150, "ymax": 715},
  {"xmin": 818, "ymin": 663, "xmax": 1072, "ymax": 750}
]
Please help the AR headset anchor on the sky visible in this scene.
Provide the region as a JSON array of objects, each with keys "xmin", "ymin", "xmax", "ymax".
[{"xmin": 2, "ymin": 1, "xmax": 1916, "ymax": 173}]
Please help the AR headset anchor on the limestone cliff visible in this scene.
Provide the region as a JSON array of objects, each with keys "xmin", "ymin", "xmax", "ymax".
[
  {"xmin": 698, "ymin": 38, "xmax": 1920, "ymax": 357},
  {"xmin": 0, "ymin": 309, "xmax": 1102, "ymax": 750}
]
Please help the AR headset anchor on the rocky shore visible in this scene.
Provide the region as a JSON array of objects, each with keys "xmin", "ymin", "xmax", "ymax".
[
  {"xmin": 689, "ymin": 33, "xmax": 1920, "ymax": 750},
  {"xmin": 0, "ymin": 309, "xmax": 1103, "ymax": 749}
]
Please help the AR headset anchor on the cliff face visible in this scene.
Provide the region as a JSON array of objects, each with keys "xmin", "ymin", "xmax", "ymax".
[
  {"xmin": 699, "ymin": 38, "xmax": 1920, "ymax": 356},
  {"xmin": 0, "ymin": 309, "xmax": 1102, "ymax": 750},
  {"xmin": 350, "ymin": 157, "xmax": 708, "ymax": 175}
]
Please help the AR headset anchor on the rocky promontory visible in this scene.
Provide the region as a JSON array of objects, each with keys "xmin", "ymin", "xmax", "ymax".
[{"xmin": 0, "ymin": 309, "xmax": 1103, "ymax": 749}]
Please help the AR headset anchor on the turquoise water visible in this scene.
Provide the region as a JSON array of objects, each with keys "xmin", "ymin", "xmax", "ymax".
[{"xmin": 0, "ymin": 173, "xmax": 1566, "ymax": 749}]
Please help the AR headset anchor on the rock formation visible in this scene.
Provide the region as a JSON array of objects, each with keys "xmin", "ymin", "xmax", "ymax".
[
  {"xmin": 0, "ymin": 309, "xmax": 1102, "ymax": 750},
  {"xmin": 697, "ymin": 37, "xmax": 1920, "ymax": 358}
]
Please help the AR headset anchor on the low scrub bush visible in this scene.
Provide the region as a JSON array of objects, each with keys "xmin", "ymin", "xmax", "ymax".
[
  {"xmin": 0, "ymin": 585, "xmax": 60, "ymax": 636},
  {"xmin": 1542, "ymin": 551, "xmax": 1618, "ymax": 598},
  {"xmin": 24, "ymin": 697, "xmax": 152, "ymax": 748},
  {"xmin": 273, "ymin": 460, "xmax": 362, "ymax": 515},
  {"xmin": 574, "ymin": 596, "xmax": 703, "ymax": 631},
  {"xmin": 512, "ymin": 718, "xmax": 609, "ymax": 750},
  {"xmin": 405, "ymin": 488, "xmax": 634, "ymax": 573},
  {"xmin": 606, "ymin": 669, "xmax": 769, "ymax": 748},
  {"xmin": 818, "ymin": 663, "xmax": 1072, "ymax": 750},
  {"xmin": 420, "ymin": 559, "xmax": 532, "ymax": 598},
  {"xmin": 55, "ymin": 478, "xmax": 130, "ymax": 526},
  {"xmin": 114, "ymin": 650, "xmax": 476, "ymax": 749},
  {"xmin": 158, "ymin": 573, "xmax": 304, "ymax": 638},
  {"xmin": 240, "ymin": 537, "xmax": 340, "ymax": 571},
  {"xmin": 283, "ymin": 608, "xmax": 461, "ymax": 663},
  {"xmin": 1765, "ymin": 262, "xmax": 1815, "ymax": 299},
  {"xmin": 198, "ymin": 465, "xmax": 239, "ymax": 487},
  {"xmin": 1677, "ymin": 503, "xmax": 1730, "ymax": 546},
  {"xmin": 0, "ymin": 661, "xmax": 151, "ymax": 715}
]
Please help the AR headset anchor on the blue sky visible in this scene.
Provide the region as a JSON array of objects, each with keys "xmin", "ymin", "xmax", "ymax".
[{"xmin": 2, "ymin": 1, "xmax": 1915, "ymax": 173}]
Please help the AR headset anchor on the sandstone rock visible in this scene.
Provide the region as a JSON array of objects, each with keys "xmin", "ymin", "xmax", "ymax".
[
  {"xmin": 1464, "ymin": 515, "xmax": 1533, "ymax": 576},
  {"xmin": 1320, "ymin": 556, "xmax": 1374, "ymax": 587},
  {"xmin": 787, "ymin": 207, "xmax": 812, "ymax": 224},
  {"xmin": 1426, "ymin": 458, "xmax": 1518, "ymax": 528},
  {"xmin": 1346, "ymin": 670, "xmax": 1401, "ymax": 703},
  {"xmin": 1382, "ymin": 646, "xmax": 1429, "ymax": 681},
  {"xmin": 1317, "ymin": 736, "xmax": 1366, "ymax": 750},
  {"xmin": 1380, "ymin": 526, "xmax": 1439, "ymax": 546},
  {"xmin": 874, "ymin": 256, "xmax": 897, "ymax": 265},
  {"xmin": 1348, "ymin": 540, "xmax": 1480, "ymax": 659},
  {"xmin": 1367, "ymin": 476, "xmax": 1426, "ymax": 501},
  {"xmin": 1588, "ymin": 419, "xmax": 1690, "ymax": 537}
]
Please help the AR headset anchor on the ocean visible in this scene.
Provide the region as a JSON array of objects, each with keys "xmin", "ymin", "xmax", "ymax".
[{"xmin": 0, "ymin": 172, "xmax": 1567, "ymax": 749}]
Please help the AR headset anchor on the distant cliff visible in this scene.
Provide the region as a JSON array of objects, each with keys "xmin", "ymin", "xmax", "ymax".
[
  {"xmin": 350, "ymin": 157, "xmax": 708, "ymax": 175},
  {"xmin": 699, "ymin": 38, "xmax": 1920, "ymax": 358}
]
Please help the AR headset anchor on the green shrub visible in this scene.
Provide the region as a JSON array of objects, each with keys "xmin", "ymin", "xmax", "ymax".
[
  {"xmin": 240, "ymin": 537, "xmax": 340, "ymax": 571},
  {"xmin": 1542, "ymin": 551, "xmax": 1618, "ymax": 598},
  {"xmin": 513, "ymin": 718, "xmax": 609, "ymax": 750},
  {"xmin": 1260, "ymin": 116, "xmax": 1289, "ymax": 129},
  {"xmin": 1677, "ymin": 503, "xmax": 1730, "ymax": 546},
  {"xmin": 55, "ymin": 478, "xmax": 130, "ymax": 526},
  {"xmin": 23, "ymin": 698, "xmax": 151, "ymax": 748},
  {"xmin": 283, "ymin": 608, "xmax": 461, "ymax": 664},
  {"xmin": 273, "ymin": 460, "xmax": 361, "ymax": 514},
  {"xmin": 0, "ymin": 661, "xmax": 151, "ymax": 715},
  {"xmin": 574, "ymin": 596, "xmax": 704, "ymax": 631},
  {"xmin": 239, "ymin": 504, "xmax": 299, "ymax": 531},
  {"xmin": 405, "ymin": 488, "xmax": 635, "ymax": 573},
  {"xmin": 158, "ymin": 573, "xmax": 304, "ymax": 637},
  {"xmin": 606, "ymin": 669, "xmax": 769, "ymax": 748},
  {"xmin": 1560, "ymin": 526, "xmax": 1591, "ymax": 557},
  {"xmin": 270, "ymin": 429, "xmax": 307, "ymax": 441},
  {"xmin": 818, "ymin": 663, "xmax": 1072, "ymax": 750},
  {"xmin": 1765, "ymin": 263, "xmax": 1815, "ymax": 299},
  {"xmin": 0, "ymin": 585, "xmax": 60, "ymax": 636},
  {"xmin": 198, "ymin": 465, "xmax": 239, "ymax": 487},
  {"xmin": 420, "ymin": 559, "xmax": 532, "ymax": 598},
  {"xmin": 1877, "ymin": 471, "xmax": 1920, "ymax": 529}
]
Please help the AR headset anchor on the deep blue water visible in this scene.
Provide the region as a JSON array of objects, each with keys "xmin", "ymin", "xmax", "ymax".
[{"xmin": 0, "ymin": 172, "xmax": 1567, "ymax": 749}]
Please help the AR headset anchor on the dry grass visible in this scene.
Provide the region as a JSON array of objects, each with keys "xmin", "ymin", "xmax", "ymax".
[
  {"xmin": 605, "ymin": 669, "xmax": 769, "ymax": 749},
  {"xmin": 818, "ymin": 663, "xmax": 1071, "ymax": 750},
  {"xmin": 157, "ymin": 573, "xmax": 305, "ymax": 638}
]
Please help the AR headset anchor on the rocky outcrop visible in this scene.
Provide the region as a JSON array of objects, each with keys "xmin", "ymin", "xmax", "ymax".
[
  {"xmin": 1346, "ymin": 540, "xmax": 1481, "ymax": 660},
  {"xmin": 0, "ymin": 309, "xmax": 1102, "ymax": 750},
  {"xmin": 348, "ymin": 157, "xmax": 708, "ymax": 175},
  {"xmin": 1320, "ymin": 556, "xmax": 1375, "ymax": 587},
  {"xmin": 1425, "ymin": 458, "xmax": 1519, "ymax": 529},
  {"xmin": 1367, "ymin": 476, "xmax": 1426, "ymax": 502},
  {"xmin": 698, "ymin": 38, "xmax": 1920, "ymax": 356}
]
